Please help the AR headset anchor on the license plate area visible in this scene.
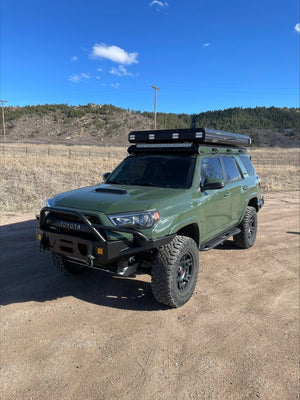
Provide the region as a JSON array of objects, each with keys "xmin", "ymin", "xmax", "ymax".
[{"xmin": 48, "ymin": 234, "xmax": 91, "ymax": 259}]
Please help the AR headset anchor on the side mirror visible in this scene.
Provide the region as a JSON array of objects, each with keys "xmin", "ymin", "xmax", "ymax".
[
  {"xmin": 103, "ymin": 172, "xmax": 111, "ymax": 181},
  {"xmin": 201, "ymin": 177, "xmax": 225, "ymax": 190}
]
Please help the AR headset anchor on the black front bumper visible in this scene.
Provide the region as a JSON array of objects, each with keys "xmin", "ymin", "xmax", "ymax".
[{"xmin": 36, "ymin": 207, "xmax": 174, "ymax": 266}]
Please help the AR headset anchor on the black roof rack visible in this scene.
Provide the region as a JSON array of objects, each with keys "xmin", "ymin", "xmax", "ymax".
[{"xmin": 128, "ymin": 128, "xmax": 251, "ymax": 147}]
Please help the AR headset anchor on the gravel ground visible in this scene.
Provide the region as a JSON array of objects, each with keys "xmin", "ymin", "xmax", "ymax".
[{"xmin": 0, "ymin": 192, "xmax": 299, "ymax": 400}]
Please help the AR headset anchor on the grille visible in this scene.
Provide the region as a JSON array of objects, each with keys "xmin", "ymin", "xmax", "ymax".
[
  {"xmin": 48, "ymin": 212, "xmax": 100, "ymax": 225},
  {"xmin": 44, "ymin": 211, "xmax": 105, "ymax": 240}
]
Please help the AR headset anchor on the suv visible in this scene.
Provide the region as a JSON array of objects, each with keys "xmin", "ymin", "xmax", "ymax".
[{"xmin": 37, "ymin": 128, "xmax": 263, "ymax": 308}]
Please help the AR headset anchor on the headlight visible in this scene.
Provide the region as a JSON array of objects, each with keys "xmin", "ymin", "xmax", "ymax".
[
  {"xmin": 42, "ymin": 198, "xmax": 53, "ymax": 208},
  {"xmin": 108, "ymin": 210, "xmax": 160, "ymax": 229}
]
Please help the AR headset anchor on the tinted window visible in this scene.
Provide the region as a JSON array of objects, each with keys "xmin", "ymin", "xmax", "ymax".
[
  {"xmin": 239, "ymin": 155, "xmax": 256, "ymax": 176},
  {"xmin": 201, "ymin": 157, "xmax": 223, "ymax": 186},
  {"xmin": 221, "ymin": 156, "xmax": 241, "ymax": 182},
  {"xmin": 106, "ymin": 154, "xmax": 196, "ymax": 189}
]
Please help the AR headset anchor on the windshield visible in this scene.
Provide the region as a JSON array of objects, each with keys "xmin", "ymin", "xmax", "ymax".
[{"xmin": 106, "ymin": 154, "xmax": 196, "ymax": 189}]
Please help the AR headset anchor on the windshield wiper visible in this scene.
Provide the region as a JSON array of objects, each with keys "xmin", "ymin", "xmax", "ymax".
[{"xmin": 139, "ymin": 182, "xmax": 158, "ymax": 187}]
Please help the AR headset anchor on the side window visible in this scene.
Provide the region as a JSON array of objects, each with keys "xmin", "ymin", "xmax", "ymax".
[
  {"xmin": 201, "ymin": 157, "xmax": 223, "ymax": 186},
  {"xmin": 238, "ymin": 155, "xmax": 256, "ymax": 176},
  {"xmin": 221, "ymin": 156, "xmax": 241, "ymax": 182}
]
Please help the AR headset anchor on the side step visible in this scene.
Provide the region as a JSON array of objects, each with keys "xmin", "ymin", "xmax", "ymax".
[{"xmin": 200, "ymin": 227, "xmax": 241, "ymax": 251}]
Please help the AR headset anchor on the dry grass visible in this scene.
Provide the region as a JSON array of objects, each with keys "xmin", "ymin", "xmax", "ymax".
[{"xmin": 1, "ymin": 144, "xmax": 299, "ymax": 216}]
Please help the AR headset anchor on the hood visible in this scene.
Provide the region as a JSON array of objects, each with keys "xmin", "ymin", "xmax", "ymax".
[{"xmin": 51, "ymin": 184, "xmax": 186, "ymax": 214}]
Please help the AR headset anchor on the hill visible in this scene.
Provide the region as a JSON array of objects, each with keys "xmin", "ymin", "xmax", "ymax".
[{"xmin": 2, "ymin": 104, "xmax": 299, "ymax": 147}]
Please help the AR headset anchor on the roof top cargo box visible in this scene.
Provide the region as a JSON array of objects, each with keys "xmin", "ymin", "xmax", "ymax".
[{"xmin": 128, "ymin": 128, "xmax": 251, "ymax": 147}]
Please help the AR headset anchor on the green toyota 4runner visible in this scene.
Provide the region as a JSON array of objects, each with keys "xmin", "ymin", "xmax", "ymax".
[{"xmin": 37, "ymin": 128, "xmax": 264, "ymax": 307}]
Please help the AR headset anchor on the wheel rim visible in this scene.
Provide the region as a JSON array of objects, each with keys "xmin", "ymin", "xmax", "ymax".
[
  {"xmin": 247, "ymin": 215, "xmax": 256, "ymax": 238},
  {"xmin": 177, "ymin": 252, "xmax": 193, "ymax": 292}
]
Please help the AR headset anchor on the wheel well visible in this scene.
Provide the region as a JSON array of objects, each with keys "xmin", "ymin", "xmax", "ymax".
[
  {"xmin": 248, "ymin": 197, "xmax": 258, "ymax": 211},
  {"xmin": 177, "ymin": 224, "xmax": 199, "ymax": 247}
]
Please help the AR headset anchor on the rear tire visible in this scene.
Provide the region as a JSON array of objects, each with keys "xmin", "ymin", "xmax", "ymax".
[
  {"xmin": 51, "ymin": 252, "xmax": 88, "ymax": 274},
  {"xmin": 151, "ymin": 236, "xmax": 199, "ymax": 308},
  {"xmin": 233, "ymin": 206, "xmax": 257, "ymax": 249}
]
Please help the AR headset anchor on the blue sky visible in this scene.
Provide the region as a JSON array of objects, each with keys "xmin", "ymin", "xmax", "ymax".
[{"xmin": 1, "ymin": 0, "xmax": 299, "ymax": 113}]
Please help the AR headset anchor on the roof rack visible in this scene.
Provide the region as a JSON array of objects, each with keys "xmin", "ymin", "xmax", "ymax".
[{"xmin": 128, "ymin": 128, "xmax": 251, "ymax": 147}]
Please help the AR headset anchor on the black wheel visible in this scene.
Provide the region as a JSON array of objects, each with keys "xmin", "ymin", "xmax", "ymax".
[
  {"xmin": 151, "ymin": 236, "xmax": 199, "ymax": 308},
  {"xmin": 233, "ymin": 206, "xmax": 257, "ymax": 249},
  {"xmin": 51, "ymin": 252, "xmax": 88, "ymax": 274}
]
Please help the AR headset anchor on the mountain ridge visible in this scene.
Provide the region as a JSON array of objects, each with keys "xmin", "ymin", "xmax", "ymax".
[{"xmin": 2, "ymin": 104, "xmax": 299, "ymax": 147}]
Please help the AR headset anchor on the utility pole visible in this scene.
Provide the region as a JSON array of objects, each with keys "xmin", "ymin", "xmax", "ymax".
[
  {"xmin": 151, "ymin": 86, "xmax": 159, "ymax": 130},
  {"xmin": 0, "ymin": 100, "xmax": 7, "ymax": 142}
]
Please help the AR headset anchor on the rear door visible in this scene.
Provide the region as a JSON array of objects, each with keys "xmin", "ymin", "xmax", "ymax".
[{"xmin": 220, "ymin": 156, "xmax": 243, "ymax": 225}]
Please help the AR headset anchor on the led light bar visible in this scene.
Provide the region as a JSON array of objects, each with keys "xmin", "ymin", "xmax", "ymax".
[
  {"xmin": 136, "ymin": 143, "xmax": 193, "ymax": 148},
  {"xmin": 128, "ymin": 128, "xmax": 251, "ymax": 147}
]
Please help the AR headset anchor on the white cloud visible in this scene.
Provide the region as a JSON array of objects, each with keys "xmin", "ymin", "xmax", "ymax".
[
  {"xmin": 97, "ymin": 68, "xmax": 103, "ymax": 72},
  {"xmin": 71, "ymin": 56, "xmax": 78, "ymax": 62},
  {"xmin": 110, "ymin": 65, "xmax": 134, "ymax": 77},
  {"xmin": 149, "ymin": 1, "xmax": 168, "ymax": 8},
  {"xmin": 111, "ymin": 83, "xmax": 120, "ymax": 88},
  {"xmin": 203, "ymin": 43, "xmax": 210, "ymax": 47},
  {"xmin": 91, "ymin": 43, "xmax": 138, "ymax": 65},
  {"xmin": 295, "ymin": 23, "xmax": 300, "ymax": 33},
  {"xmin": 68, "ymin": 73, "xmax": 90, "ymax": 83}
]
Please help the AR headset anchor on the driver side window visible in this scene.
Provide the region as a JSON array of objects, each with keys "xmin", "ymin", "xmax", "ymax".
[{"xmin": 200, "ymin": 157, "xmax": 223, "ymax": 186}]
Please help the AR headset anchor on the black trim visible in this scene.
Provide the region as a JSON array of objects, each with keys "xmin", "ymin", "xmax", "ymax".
[
  {"xmin": 127, "ymin": 143, "xmax": 200, "ymax": 154},
  {"xmin": 200, "ymin": 227, "xmax": 241, "ymax": 251}
]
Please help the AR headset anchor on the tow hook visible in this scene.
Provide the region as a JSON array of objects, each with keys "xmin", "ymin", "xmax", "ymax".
[{"xmin": 87, "ymin": 254, "xmax": 95, "ymax": 268}]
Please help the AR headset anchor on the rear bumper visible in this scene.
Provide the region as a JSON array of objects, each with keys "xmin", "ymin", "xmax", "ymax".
[{"xmin": 258, "ymin": 197, "xmax": 264, "ymax": 210}]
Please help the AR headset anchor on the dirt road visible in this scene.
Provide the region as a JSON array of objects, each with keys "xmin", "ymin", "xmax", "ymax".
[{"xmin": 1, "ymin": 192, "xmax": 299, "ymax": 400}]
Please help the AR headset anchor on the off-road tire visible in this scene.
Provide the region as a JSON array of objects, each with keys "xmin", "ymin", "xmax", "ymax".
[
  {"xmin": 51, "ymin": 252, "xmax": 88, "ymax": 274},
  {"xmin": 233, "ymin": 206, "xmax": 257, "ymax": 249},
  {"xmin": 151, "ymin": 235, "xmax": 199, "ymax": 308}
]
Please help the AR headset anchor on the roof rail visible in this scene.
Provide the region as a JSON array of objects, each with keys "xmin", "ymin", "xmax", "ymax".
[{"xmin": 128, "ymin": 128, "xmax": 251, "ymax": 147}]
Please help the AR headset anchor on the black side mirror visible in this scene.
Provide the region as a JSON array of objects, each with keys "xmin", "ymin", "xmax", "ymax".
[
  {"xmin": 201, "ymin": 177, "xmax": 225, "ymax": 190},
  {"xmin": 103, "ymin": 172, "xmax": 111, "ymax": 181}
]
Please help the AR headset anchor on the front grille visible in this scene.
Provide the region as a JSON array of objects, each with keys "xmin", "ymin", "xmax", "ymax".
[
  {"xmin": 48, "ymin": 212, "xmax": 100, "ymax": 225},
  {"xmin": 44, "ymin": 211, "xmax": 104, "ymax": 240},
  {"xmin": 48, "ymin": 211, "xmax": 81, "ymax": 223}
]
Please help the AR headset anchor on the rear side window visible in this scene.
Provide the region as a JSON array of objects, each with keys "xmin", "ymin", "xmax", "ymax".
[
  {"xmin": 238, "ymin": 155, "xmax": 256, "ymax": 176},
  {"xmin": 221, "ymin": 156, "xmax": 241, "ymax": 182},
  {"xmin": 201, "ymin": 157, "xmax": 223, "ymax": 186}
]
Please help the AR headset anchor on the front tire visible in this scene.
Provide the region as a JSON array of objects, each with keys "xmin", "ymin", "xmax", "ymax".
[
  {"xmin": 51, "ymin": 252, "xmax": 88, "ymax": 274},
  {"xmin": 233, "ymin": 206, "xmax": 257, "ymax": 249},
  {"xmin": 151, "ymin": 236, "xmax": 199, "ymax": 308}
]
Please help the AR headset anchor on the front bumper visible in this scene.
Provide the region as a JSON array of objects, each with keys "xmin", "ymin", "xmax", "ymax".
[{"xmin": 36, "ymin": 207, "xmax": 174, "ymax": 266}]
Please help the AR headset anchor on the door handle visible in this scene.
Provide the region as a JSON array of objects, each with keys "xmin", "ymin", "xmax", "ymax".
[{"xmin": 224, "ymin": 191, "xmax": 231, "ymax": 198}]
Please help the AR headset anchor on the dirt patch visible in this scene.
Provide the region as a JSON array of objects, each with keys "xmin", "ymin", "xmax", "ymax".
[{"xmin": 1, "ymin": 192, "xmax": 299, "ymax": 400}]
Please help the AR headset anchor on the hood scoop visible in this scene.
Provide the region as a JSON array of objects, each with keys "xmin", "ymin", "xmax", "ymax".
[{"xmin": 93, "ymin": 187, "xmax": 127, "ymax": 195}]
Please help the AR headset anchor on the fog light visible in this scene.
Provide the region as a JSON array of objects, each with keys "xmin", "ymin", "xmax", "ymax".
[{"xmin": 97, "ymin": 248, "xmax": 104, "ymax": 255}]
